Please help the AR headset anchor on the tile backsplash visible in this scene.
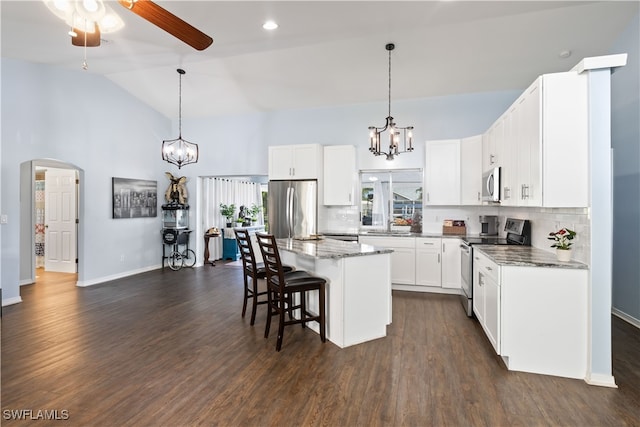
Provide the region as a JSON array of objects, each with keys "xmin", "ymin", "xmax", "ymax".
[{"xmin": 321, "ymin": 203, "xmax": 590, "ymax": 265}]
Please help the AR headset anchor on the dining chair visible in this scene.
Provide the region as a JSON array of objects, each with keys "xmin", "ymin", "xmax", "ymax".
[
  {"xmin": 256, "ymin": 232, "xmax": 326, "ymax": 351},
  {"xmin": 234, "ymin": 228, "xmax": 292, "ymax": 325}
]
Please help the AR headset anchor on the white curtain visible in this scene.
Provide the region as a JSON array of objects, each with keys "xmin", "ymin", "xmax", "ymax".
[
  {"xmin": 371, "ymin": 180, "xmax": 387, "ymax": 227},
  {"xmin": 202, "ymin": 178, "xmax": 262, "ymax": 260}
]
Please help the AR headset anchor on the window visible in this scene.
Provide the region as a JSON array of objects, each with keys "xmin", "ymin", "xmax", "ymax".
[{"xmin": 360, "ymin": 169, "xmax": 423, "ymax": 230}]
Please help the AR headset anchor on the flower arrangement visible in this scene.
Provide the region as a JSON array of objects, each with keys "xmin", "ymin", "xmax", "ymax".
[{"xmin": 548, "ymin": 228, "xmax": 576, "ymax": 250}]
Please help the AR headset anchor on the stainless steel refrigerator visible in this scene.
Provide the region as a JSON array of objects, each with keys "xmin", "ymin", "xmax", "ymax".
[{"xmin": 268, "ymin": 180, "xmax": 317, "ymax": 239}]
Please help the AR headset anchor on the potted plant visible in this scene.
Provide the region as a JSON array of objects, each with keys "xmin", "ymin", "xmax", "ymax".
[
  {"xmin": 548, "ymin": 227, "xmax": 576, "ymax": 262},
  {"xmin": 249, "ymin": 203, "xmax": 262, "ymax": 224},
  {"xmin": 219, "ymin": 203, "xmax": 236, "ymax": 227}
]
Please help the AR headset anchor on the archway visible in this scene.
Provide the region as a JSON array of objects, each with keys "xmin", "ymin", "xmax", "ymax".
[{"xmin": 19, "ymin": 159, "xmax": 85, "ymax": 288}]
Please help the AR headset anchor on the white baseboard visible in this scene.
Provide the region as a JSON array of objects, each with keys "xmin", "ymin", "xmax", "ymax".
[
  {"xmin": 76, "ymin": 264, "xmax": 161, "ymax": 287},
  {"xmin": 585, "ymin": 372, "xmax": 618, "ymax": 388},
  {"xmin": 612, "ymin": 308, "xmax": 640, "ymax": 329},
  {"xmin": 392, "ymin": 284, "xmax": 461, "ymax": 295},
  {"xmin": 2, "ymin": 296, "xmax": 23, "ymax": 307}
]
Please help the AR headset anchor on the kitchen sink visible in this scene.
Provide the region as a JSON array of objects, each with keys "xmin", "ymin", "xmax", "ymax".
[{"xmin": 360, "ymin": 230, "xmax": 413, "ymax": 236}]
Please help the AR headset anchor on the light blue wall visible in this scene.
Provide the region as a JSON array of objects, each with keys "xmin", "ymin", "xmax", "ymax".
[
  {"xmin": 611, "ymin": 12, "xmax": 640, "ymax": 323},
  {"xmin": 1, "ymin": 58, "xmax": 170, "ymax": 302}
]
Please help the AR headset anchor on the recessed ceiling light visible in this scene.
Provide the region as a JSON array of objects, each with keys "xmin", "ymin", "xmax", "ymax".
[{"xmin": 263, "ymin": 20, "xmax": 278, "ymax": 30}]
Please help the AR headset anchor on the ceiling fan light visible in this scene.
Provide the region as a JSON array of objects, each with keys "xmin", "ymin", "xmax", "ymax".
[
  {"xmin": 99, "ymin": 8, "xmax": 125, "ymax": 33},
  {"xmin": 44, "ymin": 0, "xmax": 72, "ymax": 20},
  {"xmin": 74, "ymin": 0, "xmax": 105, "ymax": 23}
]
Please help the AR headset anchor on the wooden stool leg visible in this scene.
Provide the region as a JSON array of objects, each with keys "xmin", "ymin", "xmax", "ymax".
[
  {"xmin": 241, "ymin": 273, "xmax": 249, "ymax": 318},
  {"xmin": 319, "ymin": 284, "xmax": 326, "ymax": 343},
  {"xmin": 276, "ymin": 304, "xmax": 286, "ymax": 352},
  {"xmin": 249, "ymin": 273, "xmax": 259, "ymax": 326}
]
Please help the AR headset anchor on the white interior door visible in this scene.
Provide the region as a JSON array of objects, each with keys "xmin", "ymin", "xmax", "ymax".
[{"xmin": 44, "ymin": 168, "xmax": 77, "ymax": 273}]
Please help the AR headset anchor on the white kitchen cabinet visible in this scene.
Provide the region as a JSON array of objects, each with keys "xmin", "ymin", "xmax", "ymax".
[
  {"xmin": 473, "ymin": 248, "xmax": 589, "ymax": 379},
  {"xmin": 460, "ymin": 135, "xmax": 482, "ymax": 205},
  {"xmin": 482, "ymin": 116, "xmax": 504, "ymax": 172},
  {"xmin": 323, "ymin": 145, "xmax": 356, "ymax": 206},
  {"xmin": 498, "ymin": 72, "xmax": 588, "ymax": 207},
  {"xmin": 500, "ymin": 103, "xmax": 517, "ymax": 206},
  {"xmin": 425, "ymin": 139, "xmax": 460, "ymax": 205},
  {"xmin": 473, "ymin": 251, "xmax": 500, "ymax": 353},
  {"xmin": 501, "ymin": 265, "xmax": 588, "ymax": 379},
  {"xmin": 441, "ymin": 238, "xmax": 461, "ymax": 289},
  {"xmin": 359, "ymin": 236, "xmax": 416, "ymax": 285},
  {"xmin": 268, "ymin": 144, "xmax": 321, "ymax": 180},
  {"xmin": 415, "ymin": 237, "xmax": 441, "ymax": 287}
]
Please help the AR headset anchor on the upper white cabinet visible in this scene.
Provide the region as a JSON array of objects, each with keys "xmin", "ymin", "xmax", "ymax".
[
  {"xmin": 483, "ymin": 116, "xmax": 504, "ymax": 171},
  {"xmin": 425, "ymin": 139, "xmax": 460, "ymax": 205},
  {"xmin": 268, "ymin": 144, "xmax": 322, "ymax": 180},
  {"xmin": 460, "ymin": 135, "xmax": 483, "ymax": 205},
  {"xmin": 492, "ymin": 71, "xmax": 588, "ymax": 207},
  {"xmin": 323, "ymin": 145, "xmax": 356, "ymax": 206}
]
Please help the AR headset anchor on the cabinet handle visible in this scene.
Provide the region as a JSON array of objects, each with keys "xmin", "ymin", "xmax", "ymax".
[
  {"xmin": 486, "ymin": 266, "xmax": 492, "ymax": 271},
  {"xmin": 423, "ymin": 242, "xmax": 434, "ymax": 245},
  {"xmin": 490, "ymin": 154, "xmax": 496, "ymax": 164},
  {"xmin": 292, "ymin": 167, "xmax": 295, "ymax": 176},
  {"xmin": 438, "ymin": 253, "xmax": 440, "ymax": 263},
  {"xmin": 504, "ymin": 187, "xmax": 510, "ymax": 200},
  {"xmin": 477, "ymin": 191, "xmax": 481, "ymax": 201},
  {"xmin": 426, "ymin": 193, "xmax": 430, "ymax": 202}
]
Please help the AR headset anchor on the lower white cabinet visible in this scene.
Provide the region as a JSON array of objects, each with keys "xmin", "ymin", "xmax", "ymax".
[
  {"xmin": 473, "ymin": 251, "xmax": 500, "ymax": 353},
  {"xmin": 473, "ymin": 249, "xmax": 589, "ymax": 379},
  {"xmin": 441, "ymin": 238, "xmax": 461, "ymax": 289},
  {"xmin": 359, "ymin": 236, "xmax": 461, "ymax": 292},
  {"xmin": 415, "ymin": 238, "xmax": 441, "ymax": 286},
  {"xmin": 359, "ymin": 236, "xmax": 415, "ymax": 285}
]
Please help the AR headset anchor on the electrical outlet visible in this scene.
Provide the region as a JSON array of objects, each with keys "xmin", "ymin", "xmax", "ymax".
[{"xmin": 0, "ymin": 214, "xmax": 7, "ymax": 224}]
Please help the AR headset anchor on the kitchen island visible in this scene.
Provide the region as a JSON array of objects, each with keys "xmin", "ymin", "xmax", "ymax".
[{"xmin": 276, "ymin": 238, "xmax": 393, "ymax": 348}]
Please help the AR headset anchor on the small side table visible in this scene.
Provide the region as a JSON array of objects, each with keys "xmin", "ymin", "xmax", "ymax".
[{"xmin": 204, "ymin": 232, "xmax": 220, "ymax": 266}]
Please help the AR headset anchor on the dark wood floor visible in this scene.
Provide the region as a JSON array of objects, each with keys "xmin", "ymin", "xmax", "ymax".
[{"xmin": 2, "ymin": 265, "xmax": 639, "ymax": 426}]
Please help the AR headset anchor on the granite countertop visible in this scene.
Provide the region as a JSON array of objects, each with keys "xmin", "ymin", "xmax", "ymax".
[
  {"xmin": 474, "ymin": 245, "xmax": 588, "ymax": 270},
  {"xmin": 277, "ymin": 237, "xmax": 393, "ymax": 260}
]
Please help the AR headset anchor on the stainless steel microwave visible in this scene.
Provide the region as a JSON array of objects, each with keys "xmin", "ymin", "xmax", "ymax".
[{"xmin": 482, "ymin": 167, "xmax": 501, "ymax": 202}]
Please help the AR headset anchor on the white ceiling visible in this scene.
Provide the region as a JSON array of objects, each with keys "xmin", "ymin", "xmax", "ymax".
[{"xmin": 2, "ymin": 1, "xmax": 638, "ymax": 119}]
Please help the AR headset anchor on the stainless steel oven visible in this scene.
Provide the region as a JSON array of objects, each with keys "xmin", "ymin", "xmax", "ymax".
[{"xmin": 459, "ymin": 218, "xmax": 531, "ymax": 317}]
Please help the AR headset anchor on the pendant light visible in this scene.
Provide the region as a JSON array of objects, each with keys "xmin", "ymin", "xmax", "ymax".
[
  {"xmin": 368, "ymin": 43, "xmax": 414, "ymax": 161},
  {"xmin": 162, "ymin": 68, "xmax": 199, "ymax": 169}
]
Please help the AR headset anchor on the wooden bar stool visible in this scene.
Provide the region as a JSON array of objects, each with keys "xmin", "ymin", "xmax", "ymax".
[
  {"xmin": 256, "ymin": 232, "xmax": 326, "ymax": 351},
  {"xmin": 234, "ymin": 228, "xmax": 292, "ymax": 325}
]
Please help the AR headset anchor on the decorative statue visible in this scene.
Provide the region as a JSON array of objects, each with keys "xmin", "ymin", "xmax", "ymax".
[{"xmin": 164, "ymin": 172, "xmax": 188, "ymax": 205}]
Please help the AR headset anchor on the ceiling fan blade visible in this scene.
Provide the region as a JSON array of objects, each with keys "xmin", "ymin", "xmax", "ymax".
[
  {"xmin": 71, "ymin": 23, "xmax": 101, "ymax": 47},
  {"xmin": 118, "ymin": 0, "xmax": 213, "ymax": 51}
]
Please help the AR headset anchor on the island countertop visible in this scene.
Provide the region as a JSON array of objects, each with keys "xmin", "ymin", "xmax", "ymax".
[{"xmin": 276, "ymin": 238, "xmax": 393, "ymax": 259}]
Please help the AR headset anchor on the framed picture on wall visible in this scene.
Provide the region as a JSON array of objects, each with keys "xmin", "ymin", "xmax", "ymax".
[{"xmin": 112, "ymin": 178, "xmax": 158, "ymax": 219}]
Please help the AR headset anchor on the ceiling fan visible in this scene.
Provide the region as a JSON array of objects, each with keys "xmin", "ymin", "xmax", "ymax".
[
  {"xmin": 46, "ymin": 0, "xmax": 213, "ymax": 51},
  {"xmin": 117, "ymin": 0, "xmax": 213, "ymax": 51}
]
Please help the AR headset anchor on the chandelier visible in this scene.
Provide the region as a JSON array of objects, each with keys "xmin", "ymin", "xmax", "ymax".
[
  {"xmin": 162, "ymin": 69, "xmax": 199, "ymax": 169},
  {"xmin": 369, "ymin": 43, "xmax": 414, "ymax": 161}
]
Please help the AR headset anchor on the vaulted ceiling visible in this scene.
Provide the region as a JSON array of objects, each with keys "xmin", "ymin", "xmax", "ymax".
[{"xmin": 2, "ymin": 1, "xmax": 637, "ymax": 118}]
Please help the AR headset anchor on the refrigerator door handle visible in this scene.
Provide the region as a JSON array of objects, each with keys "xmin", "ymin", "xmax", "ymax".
[{"xmin": 288, "ymin": 186, "xmax": 295, "ymax": 237}]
